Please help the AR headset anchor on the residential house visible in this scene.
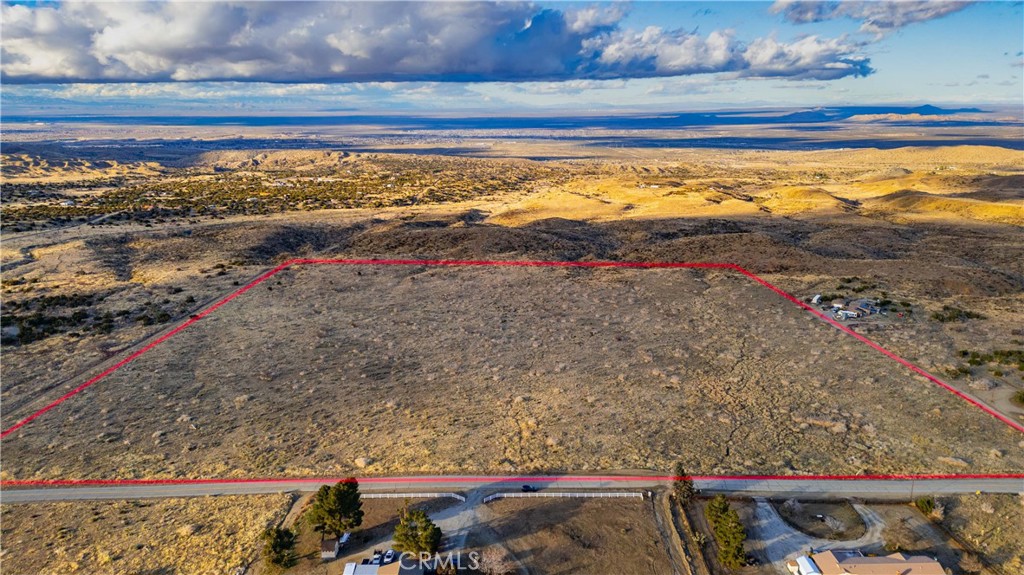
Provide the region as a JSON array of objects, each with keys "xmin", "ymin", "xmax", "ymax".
[{"xmin": 790, "ymin": 549, "xmax": 945, "ymax": 575}]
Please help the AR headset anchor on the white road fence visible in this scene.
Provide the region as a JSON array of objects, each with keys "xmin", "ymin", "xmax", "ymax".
[
  {"xmin": 483, "ymin": 491, "xmax": 645, "ymax": 503},
  {"xmin": 364, "ymin": 492, "xmax": 466, "ymax": 502}
]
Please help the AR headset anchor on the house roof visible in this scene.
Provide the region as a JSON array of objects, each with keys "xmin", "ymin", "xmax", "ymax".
[
  {"xmin": 342, "ymin": 565, "xmax": 381, "ymax": 575},
  {"xmin": 810, "ymin": 550, "xmax": 945, "ymax": 575},
  {"xmin": 321, "ymin": 538, "xmax": 339, "ymax": 552},
  {"xmin": 341, "ymin": 562, "xmax": 420, "ymax": 575}
]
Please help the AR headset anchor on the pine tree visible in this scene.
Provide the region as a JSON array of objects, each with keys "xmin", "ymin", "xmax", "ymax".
[
  {"xmin": 672, "ymin": 461, "xmax": 698, "ymax": 505},
  {"xmin": 262, "ymin": 526, "xmax": 297, "ymax": 567},
  {"xmin": 393, "ymin": 502, "xmax": 442, "ymax": 555},
  {"xmin": 704, "ymin": 495, "xmax": 747, "ymax": 569},
  {"xmin": 307, "ymin": 478, "xmax": 364, "ymax": 537}
]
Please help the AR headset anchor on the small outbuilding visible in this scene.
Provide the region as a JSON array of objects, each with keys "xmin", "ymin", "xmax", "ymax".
[
  {"xmin": 321, "ymin": 537, "xmax": 341, "ymax": 560},
  {"xmin": 321, "ymin": 533, "xmax": 350, "ymax": 560}
]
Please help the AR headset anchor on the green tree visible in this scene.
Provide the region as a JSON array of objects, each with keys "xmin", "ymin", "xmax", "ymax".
[
  {"xmin": 393, "ymin": 502, "xmax": 442, "ymax": 555},
  {"xmin": 307, "ymin": 478, "xmax": 364, "ymax": 537},
  {"xmin": 704, "ymin": 495, "xmax": 746, "ymax": 569},
  {"xmin": 262, "ymin": 526, "xmax": 297, "ymax": 567},
  {"xmin": 672, "ymin": 462, "xmax": 698, "ymax": 505}
]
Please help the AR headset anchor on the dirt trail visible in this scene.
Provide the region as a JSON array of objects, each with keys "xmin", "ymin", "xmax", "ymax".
[{"xmin": 654, "ymin": 491, "xmax": 693, "ymax": 575}]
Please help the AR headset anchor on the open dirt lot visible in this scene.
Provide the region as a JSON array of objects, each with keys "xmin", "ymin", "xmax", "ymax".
[
  {"xmin": 4, "ymin": 262, "xmax": 1022, "ymax": 480},
  {"xmin": 869, "ymin": 504, "xmax": 970, "ymax": 574},
  {"xmin": 939, "ymin": 494, "xmax": 1024, "ymax": 573},
  {"xmin": 468, "ymin": 497, "xmax": 674, "ymax": 575},
  {"xmin": 771, "ymin": 499, "xmax": 867, "ymax": 540},
  {"xmin": 0, "ymin": 494, "xmax": 291, "ymax": 575}
]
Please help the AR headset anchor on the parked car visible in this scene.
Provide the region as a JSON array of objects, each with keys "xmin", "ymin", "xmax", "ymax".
[{"xmin": 384, "ymin": 550, "xmax": 395, "ymax": 563}]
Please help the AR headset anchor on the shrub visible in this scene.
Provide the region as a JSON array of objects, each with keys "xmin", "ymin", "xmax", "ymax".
[
  {"xmin": 823, "ymin": 516, "xmax": 844, "ymax": 533},
  {"xmin": 781, "ymin": 499, "xmax": 802, "ymax": 514},
  {"xmin": 262, "ymin": 526, "xmax": 297, "ymax": 567},
  {"xmin": 1013, "ymin": 390, "xmax": 1024, "ymax": 407},
  {"xmin": 931, "ymin": 306, "xmax": 986, "ymax": 322},
  {"xmin": 959, "ymin": 554, "xmax": 983, "ymax": 574},
  {"xmin": 914, "ymin": 496, "xmax": 936, "ymax": 516},
  {"xmin": 477, "ymin": 546, "xmax": 516, "ymax": 575}
]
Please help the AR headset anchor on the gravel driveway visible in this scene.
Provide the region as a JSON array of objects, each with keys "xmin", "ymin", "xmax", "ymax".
[{"xmin": 746, "ymin": 499, "xmax": 886, "ymax": 573}]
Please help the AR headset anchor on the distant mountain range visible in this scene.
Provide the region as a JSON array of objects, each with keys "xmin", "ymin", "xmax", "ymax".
[{"xmin": 1, "ymin": 105, "xmax": 1003, "ymax": 130}]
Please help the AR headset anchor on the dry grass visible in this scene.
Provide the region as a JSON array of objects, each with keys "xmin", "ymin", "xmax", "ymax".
[
  {"xmin": 0, "ymin": 495, "xmax": 291, "ymax": 575},
  {"xmin": 869, "ymin": 504, "xmax": 966, "ymax": 572},
  {"xmin": 3, "ymin": 143, "xmax": 1022, "ymax": 483},
  {"xmin": 939, "ymin": 494, "xmax": 1024, "ymax": 573},
  {"xmin": 3, "ymin": 264, "xmax": 1022, "ymax": 480},
  {"xmin": 470, "ymin": 497, "xmax": 673, "ymax": 575}
]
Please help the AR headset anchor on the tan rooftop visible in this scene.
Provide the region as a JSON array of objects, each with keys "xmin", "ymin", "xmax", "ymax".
[{"xmin": 810, "ymin": 550, "xmax": 945, "ymax": 575}]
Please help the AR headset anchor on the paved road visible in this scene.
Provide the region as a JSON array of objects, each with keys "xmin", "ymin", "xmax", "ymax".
[{"xmin": 2, "ymin": 476, "xmax": 1021, "ymax": 504}]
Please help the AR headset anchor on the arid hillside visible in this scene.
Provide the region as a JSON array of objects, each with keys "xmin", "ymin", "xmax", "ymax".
[{"xmin": 2, "ymin": 142, "xmax": 1022, "ymax": 483}]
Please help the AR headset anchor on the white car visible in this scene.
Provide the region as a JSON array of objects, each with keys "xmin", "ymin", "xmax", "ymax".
[{"xmin": 383, "ymin": 550, "xmax": 395, "ymax": 563}]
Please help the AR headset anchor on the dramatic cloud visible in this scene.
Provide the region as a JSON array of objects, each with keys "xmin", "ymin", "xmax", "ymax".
[
  {"xmin": 772, "ymin": 1, "xmax": 975, "ymax": 35},
  {"xmin": 590, "ymin": 28, "xmax": 872, "ymax": 80},
  {"xmin": 2, "ymin": 1, "xmax": 873, "ymax": 84}
]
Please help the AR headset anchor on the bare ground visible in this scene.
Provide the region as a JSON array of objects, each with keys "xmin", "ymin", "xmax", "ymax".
[{"xmin": 468, "ymin": 497, "xmax": 675, "ymax": 575}]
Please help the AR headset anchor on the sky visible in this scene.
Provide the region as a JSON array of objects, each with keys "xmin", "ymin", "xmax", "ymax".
[{"xmin": 1, "ymin": 1, "xmax": 1022, "ymax": 115}]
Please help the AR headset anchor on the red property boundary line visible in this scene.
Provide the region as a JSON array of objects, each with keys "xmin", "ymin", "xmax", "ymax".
[
  {"xmin": 2, "ymin": 257, "xmax": 1021, "ymax": 457},
  {"xmin": 3, "ymin": 473, "xmax": 1023, "ymax": 488}
]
